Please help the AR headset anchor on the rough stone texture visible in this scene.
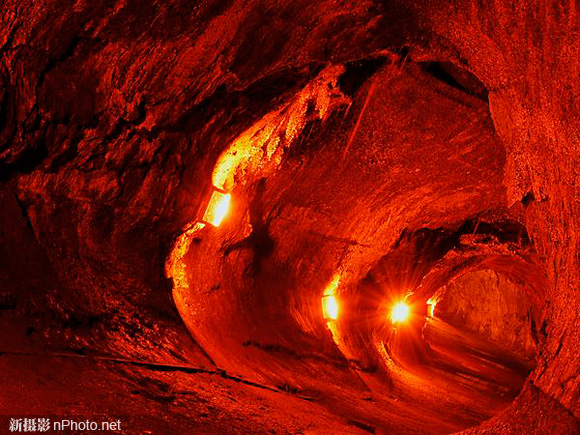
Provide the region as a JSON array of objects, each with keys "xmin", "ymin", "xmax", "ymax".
[
  {"xmin": 437, "ymin": 269, "xmax": 537, "ymax": 364},
  {"xmin": 406, "ymin": 1, "xmax": 580, "ymax": 417},
  {"xmin": 1, "ymin": 0, "xmax": 580, "ymax": 433}
]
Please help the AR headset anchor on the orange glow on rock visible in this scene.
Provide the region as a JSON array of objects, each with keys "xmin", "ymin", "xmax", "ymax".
[
  {"xmin": 322, "ymin": 274, "xmax": 341, "ymax": 320},
  {"xmin": 391, "ymin": 301, "xmax": 410, "ymax": 323},
  {"xmin": 427, "ymin": 292, "xmax": 442, "ymax": 319},
  {"xmin": 324, "ymin": 274, "xmax": 340, "ymax": 296},
  {"xmin": 427, "ymin": 299, "xmax": 437, "ymax": 318},
  {"xmin": 322, "ymin": 295, "xmax": 339, "ymax": 320},
  {"xmin": 211, "ymin": 65, "xmax": 349, "ymax": 191},
  {"xmin": 203, "ymin": 190, "xmax": 231, "ymax": 227}
]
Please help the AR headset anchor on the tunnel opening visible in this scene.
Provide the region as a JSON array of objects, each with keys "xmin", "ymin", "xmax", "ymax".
[
  {"xmin": 164, "ymin": 55, "xmax": 551, "ymax": 433},
  {"xmin": 349, "ymin": 221, "xmax": 543, "ymax": 429}
]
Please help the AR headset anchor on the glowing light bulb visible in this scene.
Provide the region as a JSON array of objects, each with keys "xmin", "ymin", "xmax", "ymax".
[
  {"xmin": 322, "ymin": 295, "xmax": 339, "ymax": 320},
  {"xmin": 203, "ymin": 190, "xmax": 231, "ymax": 227},
  {"xmin": 391, "ymin": 301, "xmax": 410, "ymax": 323}
]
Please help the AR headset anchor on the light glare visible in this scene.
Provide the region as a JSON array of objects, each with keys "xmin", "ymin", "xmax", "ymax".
[
  {"xmin": 391, "ymin": 301, "xmax": 410, "ymax": 323},
  {"xmin": 322, "ymin": 295, "xmax": 339, "ymax": 320},
  {"xmin": 203, "ymin": 190, "xmax": 231, "ymax": 227}
]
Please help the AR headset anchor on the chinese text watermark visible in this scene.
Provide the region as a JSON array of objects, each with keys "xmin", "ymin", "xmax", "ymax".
[{"xmin": 8, "ymin": 418, "xmax": 122, "ymax": 432}]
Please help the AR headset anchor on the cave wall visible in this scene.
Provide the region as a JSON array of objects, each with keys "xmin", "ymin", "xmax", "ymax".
[
  {"xmin": 437, "ymin": 269, "xmax": 537, "ymax": 363},
  {"xmin": 406, "ymin": 0, "xmax": 580, "ymax": 416}
]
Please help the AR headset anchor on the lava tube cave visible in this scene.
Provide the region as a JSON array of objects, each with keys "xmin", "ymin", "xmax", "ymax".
[{"xmin": 1, "ymin": 1, "xmax": 580, "ymax": 434}]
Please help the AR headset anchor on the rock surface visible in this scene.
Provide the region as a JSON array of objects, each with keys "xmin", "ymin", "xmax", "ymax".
[{"xmin": 1, "ymin": 0, "xmax": 579, "ymax": 433}]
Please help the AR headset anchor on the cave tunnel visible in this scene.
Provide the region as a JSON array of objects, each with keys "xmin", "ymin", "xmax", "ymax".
[{"xmin": 1, "ymin": 1, "xmax": 580, "ymax": 434}]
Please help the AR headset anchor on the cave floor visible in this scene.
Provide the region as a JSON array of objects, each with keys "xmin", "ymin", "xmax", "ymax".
[
  {"xmin": 423, "ymin": 318, "xmax": 531, "ymax": 397},
  {"xmin": 387, "ymin": 317, "xmax": 531, "ymax": 428},
  {"xmin": 0, "ymin": 318, "xmax": 529, "ymax": 434}
]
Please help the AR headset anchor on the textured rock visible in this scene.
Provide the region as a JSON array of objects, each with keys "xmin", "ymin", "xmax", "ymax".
[
  {"xmin": 437, "ymin": 269, "xmax": 537, "ymax": 364},
  {"xmin": 405, "ymin": 1, "xmax": 580, "ymax": 416},
  {"xmin": 1, "ymin": 0, "xmax": 579, "ymax": 433}
]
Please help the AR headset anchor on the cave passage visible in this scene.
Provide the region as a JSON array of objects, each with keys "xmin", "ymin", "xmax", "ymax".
[
  {"xmin": 2, "ymin": 1, "xmax": 580, "ymax": 434},
  {"xmin": 166, "ymin": 60, "xmax": 548, "ymax": 433}
]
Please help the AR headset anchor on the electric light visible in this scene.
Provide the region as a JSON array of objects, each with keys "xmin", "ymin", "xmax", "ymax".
[
  {"xmin": 322, "ymin": 295, "xmax": 339, "ymax": 320},
  {"xmin": 427, "ymin": 300, "xmax": 436, "ymax": 318},
  {"xmin": 426, "ymin": 292, "xmax": 442, "ymax": 319},
  {"xmin": 391, "ymin": 301, "xmax": 410, "ymax": 323},
  {"xmin": 202, "ymin": 188, "xmax": 231, "ymax": 227}
]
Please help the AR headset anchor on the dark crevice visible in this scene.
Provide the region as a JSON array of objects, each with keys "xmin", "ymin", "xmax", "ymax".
[
  {"xmin": 338, "ymin": 56, "xmax": 389, "ymax": 98},
  {"xmin": 38, "ymin": 35, "xmax": 90, "ymax": 87},
  {"xmin": 348, "ymin": 419, "xmax": 376, "ymax": 434},
  {"xmin": 522, "ymin": 191, "xmax": 535, "ymax": 207},
  {"xmin": 457, "ymin": 218, "xmax": 531, "ymax": 246},
  {"xmin": 420, "ymin": 62, "xmax": 488, "ymax": 100},
  {"xmin": 0, "ymin": 139, "xmax": 48, "ymax": 181}
]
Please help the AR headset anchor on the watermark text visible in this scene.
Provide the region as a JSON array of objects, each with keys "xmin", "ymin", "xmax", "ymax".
[{"xmin": 8, "ymin": 417, "xmax": 122, "ymax": 432}]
